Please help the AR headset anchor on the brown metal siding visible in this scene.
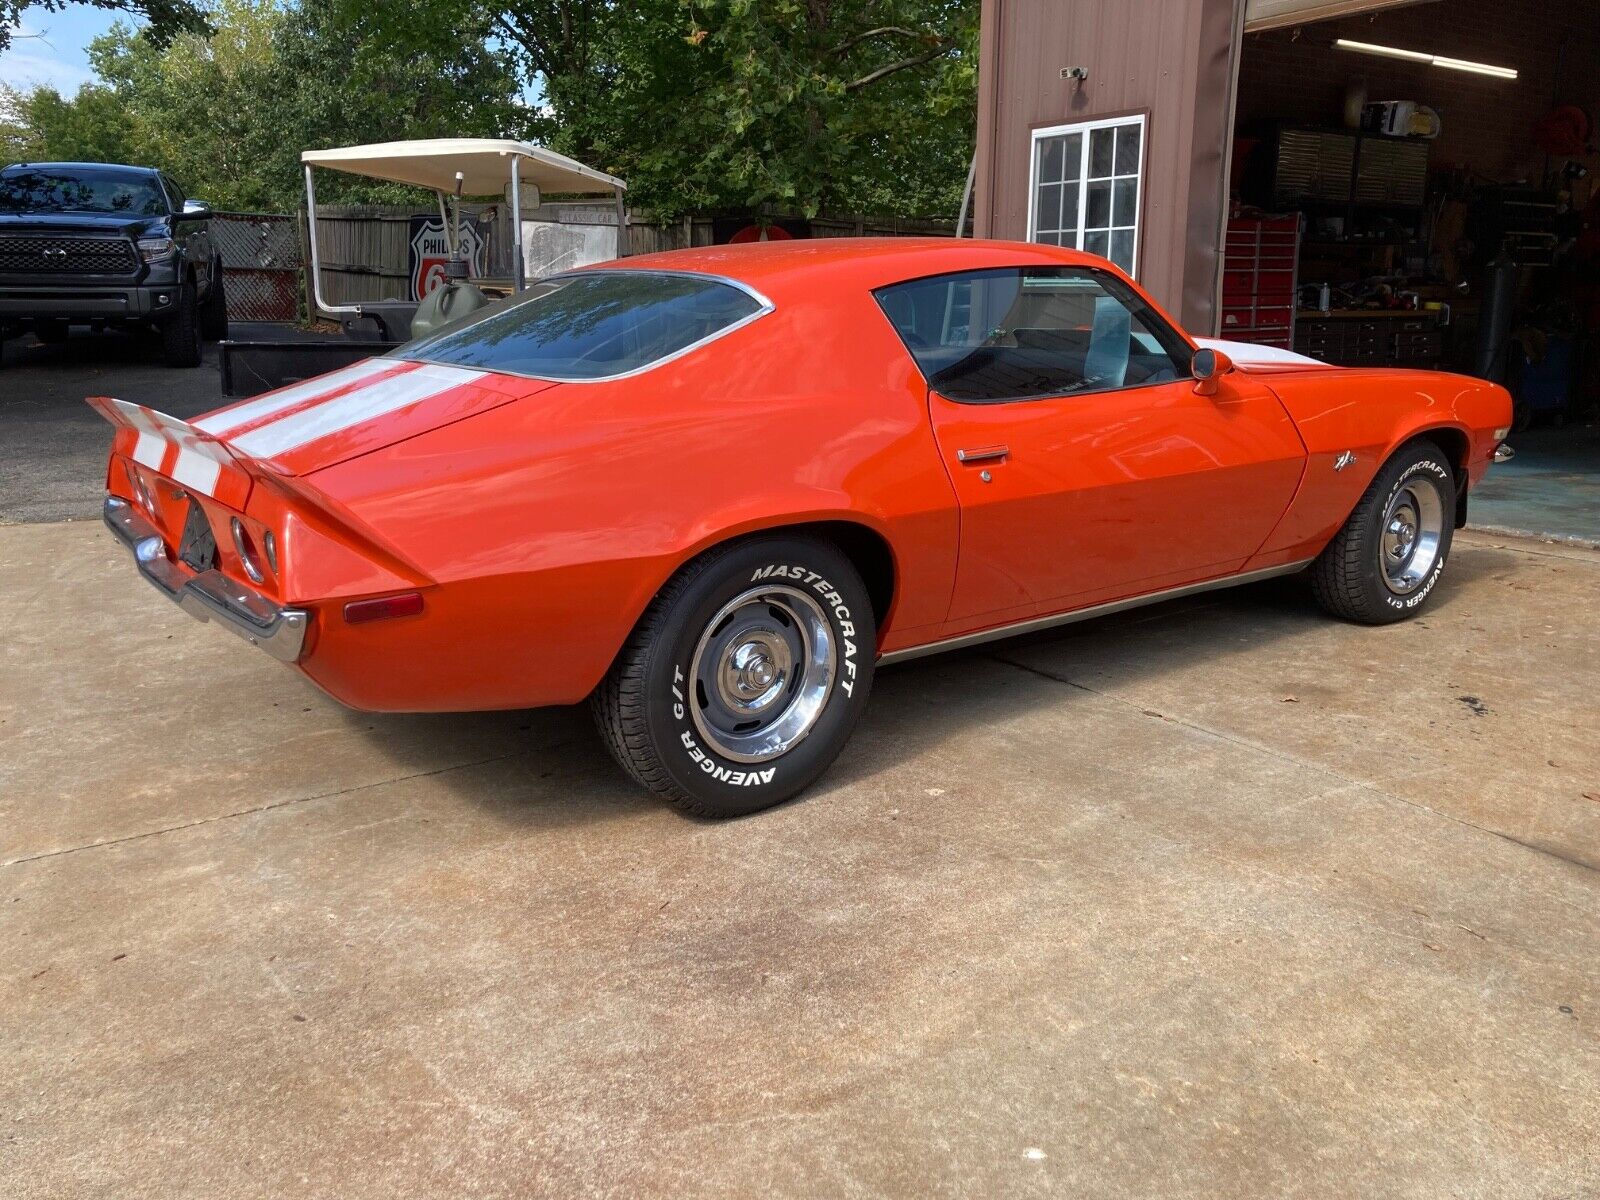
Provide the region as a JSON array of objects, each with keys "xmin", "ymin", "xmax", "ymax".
[{"xmin": 975, "ymin": 0, "xmax": 1244, "ymax": 333}]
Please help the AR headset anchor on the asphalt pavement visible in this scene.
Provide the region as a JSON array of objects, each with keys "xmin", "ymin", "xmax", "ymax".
[{"xmin": 0, "ymin": 324, "xmax": 309, "ymax": 524}]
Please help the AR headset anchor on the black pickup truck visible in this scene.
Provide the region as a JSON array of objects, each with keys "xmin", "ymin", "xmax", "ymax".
[{"xmin": 0, "ymin": 161, "xmax": 227, "ymax": 367}]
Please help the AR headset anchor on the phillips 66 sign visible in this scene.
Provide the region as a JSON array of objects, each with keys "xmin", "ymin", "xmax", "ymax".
[{"xmin": 408, "ymin": 216, "xmax": 486, "ymax": 301}]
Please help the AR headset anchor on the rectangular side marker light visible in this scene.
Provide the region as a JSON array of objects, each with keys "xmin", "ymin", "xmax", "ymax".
[{"xmin": 344, "ymin": 592, "xmax": 425, "ymax": 624}]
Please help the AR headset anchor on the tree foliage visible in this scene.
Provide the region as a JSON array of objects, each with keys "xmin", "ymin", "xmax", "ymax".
[
  {"xmin": 0, "ymin": 0, "xmax": 209, "ymax": 53},
  {"xmin": 3, "ymin": 0, "xmax": 526, "ymax": 209},
  {"xmin": 360, "ymin": 0, "xmax": 978, "ymax": 218},
  {"xmin": 6, "ymin": 0, "xmax": 978, "ymax": 219}
]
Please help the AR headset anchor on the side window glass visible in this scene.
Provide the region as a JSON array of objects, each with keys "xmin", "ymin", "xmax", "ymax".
[
  {"xmin": 163, "ymin": 175, "xmax": 186, "ymax": 212},
  {"xmin": 875, "ymin": 267, "xmax": 1191, "ymax": 404}
]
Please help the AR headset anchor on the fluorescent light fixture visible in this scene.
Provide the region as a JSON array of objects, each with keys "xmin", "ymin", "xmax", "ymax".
[
  {"xmin": 1335, "ymin": 38, "xmax": 1518, "ymax": 79},
  {"xmin": 1430, "ymin": 55, "xmax": 1518, "ymax": 79}
]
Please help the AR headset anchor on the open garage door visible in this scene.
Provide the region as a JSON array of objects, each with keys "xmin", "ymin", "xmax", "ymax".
[
  {"xmin": 1244, "ymin": 0, "xmax": 1436, "ymax": 32},
  {"xmin": 1229, "ymin": 0, "xmax": 1600, "ymax": 544}
]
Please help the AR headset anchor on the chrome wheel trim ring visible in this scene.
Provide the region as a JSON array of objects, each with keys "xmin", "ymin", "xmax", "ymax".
[
  {"xmin": 1380, "ymin": 479, "xmax": 1444, "ymax": 595},
  {"xmin": 689, "ymin": 584, "xmax": 836, "ymax": 764}
]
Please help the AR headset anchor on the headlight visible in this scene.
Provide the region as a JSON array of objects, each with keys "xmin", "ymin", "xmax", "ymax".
[{"xmin": 137, "ymin": 237, "xmax": 176, "ymax": 263}]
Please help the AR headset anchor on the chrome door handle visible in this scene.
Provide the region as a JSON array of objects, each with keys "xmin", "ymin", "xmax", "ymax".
[{"xmin": 956, "ymin": 445, "xmax": 1009, "ymax": 464}]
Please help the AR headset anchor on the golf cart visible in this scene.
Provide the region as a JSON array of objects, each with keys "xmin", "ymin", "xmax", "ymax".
[{"xmin": 218, "ymin": 138, "xmax": 628, "ymax": 397}]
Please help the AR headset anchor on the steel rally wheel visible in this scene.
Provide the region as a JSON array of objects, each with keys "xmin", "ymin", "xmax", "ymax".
[
  {"xmin": 1311, "ymin": 438, "xmax": 1455, "ymax": 624},
  {"xmin": 592, "ymin": 535, "xmax": 876, "ymax": 817}
]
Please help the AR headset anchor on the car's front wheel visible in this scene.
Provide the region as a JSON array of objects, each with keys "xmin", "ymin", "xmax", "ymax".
[
  {"xmin": 592, "ymin": 535, "xmax": 876, "ymax": 817},
  {"xmin": 1310, "ymin": 439, "xmax": 1456, "ymax": 623}
]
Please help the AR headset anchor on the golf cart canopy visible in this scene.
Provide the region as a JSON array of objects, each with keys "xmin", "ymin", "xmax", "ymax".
[
  {"xmin": 300, "ymin": 139, "xmax": 626, "ymax": 197},
  {"xmin": 300, "ymin": 137, "xmax": 630, "ymax": 328}
]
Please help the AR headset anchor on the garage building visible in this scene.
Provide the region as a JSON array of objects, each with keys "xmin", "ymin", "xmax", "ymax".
[{"xmin": 972, "ymin": 0, "xmax": 1599, "ymax": 542}]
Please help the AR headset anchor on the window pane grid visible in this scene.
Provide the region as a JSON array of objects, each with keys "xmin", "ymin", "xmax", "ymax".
[{"xmin": 1030, "ymin": 119, "xmax": 1142, "ymax": 275}]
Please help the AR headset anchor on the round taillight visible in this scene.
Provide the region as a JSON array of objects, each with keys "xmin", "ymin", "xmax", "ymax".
[
  {"xmin": 262, "ymin": 530, "xmax": 279, "ymax": 575},
  {"xmin": 124, "ymin": 461, "xmax": 156, "ymax": 513},
  {"xmin": 230, "ymin": 517, "xmax": 265, "ymax": 584}
]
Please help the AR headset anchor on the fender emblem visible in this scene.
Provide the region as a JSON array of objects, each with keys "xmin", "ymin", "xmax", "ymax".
[{"xmin": 1333, "ymin": 450, "xmax": 1357, "ymax": 471}]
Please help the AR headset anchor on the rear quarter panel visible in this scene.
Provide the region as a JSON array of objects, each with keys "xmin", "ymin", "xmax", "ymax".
[
  {"xmin": 298, "ymin": 289, "xmax": 959, "ymax": 711},
  {"xmin": 1247, "ymin": 368, "xmax": 1512, "ymax": 566}
]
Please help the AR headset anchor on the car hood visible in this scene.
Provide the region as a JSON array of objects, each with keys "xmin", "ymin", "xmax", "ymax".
[
  {"xmin": 189, "ymin": 357, "xmax": 553, "ymax": 478},
  {"xmin": 0, "ymin": 211, "xmax": 169, "ymax": 237}
]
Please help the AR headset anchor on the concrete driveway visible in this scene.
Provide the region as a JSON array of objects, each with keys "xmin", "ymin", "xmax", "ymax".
[{"xmin": 2, "ymin": 515, "xmax": 1596, "ymax": 1198}]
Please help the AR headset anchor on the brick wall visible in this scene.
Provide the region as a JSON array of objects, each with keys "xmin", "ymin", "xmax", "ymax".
[{"xmin": 1236, "ymin": 0, "xmax": 1600, "ymax": 179}]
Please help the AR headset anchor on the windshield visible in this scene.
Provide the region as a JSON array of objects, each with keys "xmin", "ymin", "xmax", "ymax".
[
  {"xmin": 401, "ymin": 271, "xmax": 768, "ymax": 381},
  {"xmin": 0, "ymin": 167, "xmax": 167, "ymax": 216}
]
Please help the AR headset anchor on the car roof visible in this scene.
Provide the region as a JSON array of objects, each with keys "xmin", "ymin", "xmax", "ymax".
[
  {"xmin": 596, "ymin": 237, "xmax": 1119, "ymax": 297},
  {"xmin": 2, "ymin": 162, "xmax": 161, "ymax": 175}
]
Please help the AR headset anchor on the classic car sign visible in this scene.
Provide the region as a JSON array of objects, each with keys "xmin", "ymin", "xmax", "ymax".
[
  {"xmin": 91, "ymin": 239, "xmax": 1513, "ymax": 818},
  {"xmin": 407, "ymin": 216, "xmax": 485, "ymax": 301}
]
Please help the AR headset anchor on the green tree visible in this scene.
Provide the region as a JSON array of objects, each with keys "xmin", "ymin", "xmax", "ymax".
[
  {"xmin": 359, "ymin": 0, "xmax": 977, "ymax": 218},
  {"xmin": 0, "ymin": 0, "xmax": 208, "ymax": 53},
  {"xmin": 5, "ymin": 0, "xmax": 526, "ymax": 209}
]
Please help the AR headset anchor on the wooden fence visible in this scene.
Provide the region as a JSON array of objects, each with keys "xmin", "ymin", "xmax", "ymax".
[{"xmin": 308, "ymin": 204, "xmax": 966, "ymax": 315}]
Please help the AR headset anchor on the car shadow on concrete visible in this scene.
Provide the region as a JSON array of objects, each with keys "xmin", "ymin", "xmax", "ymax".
[
  {"xmin": 340, "ymin": 546, "xmax": 1518, "ymax": 825},
  {"xmin": 826, "ymin": 547, "xmax": 1516, "ymax": 795}
]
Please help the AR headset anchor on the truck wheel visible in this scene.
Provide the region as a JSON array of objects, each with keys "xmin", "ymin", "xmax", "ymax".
[
  {"xmin": 592, "ymin": 536, "xmax": 876, "ymax": 817},
  {"xmin": 160, "ymin": 282, "xmax": 202, "ymax": 367},
  {"xmin": 1310, "ymin": 440, "xmax": 1455, "ymax": 624},
  {"xmin": 200, "ymin": 263, "xmax": 229, "ymax": 340}
]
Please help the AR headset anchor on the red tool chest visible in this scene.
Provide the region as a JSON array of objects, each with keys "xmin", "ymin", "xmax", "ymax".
[{"xmin": 1219, "ymin": 214, "xmax": 1300, "ymax": 349}]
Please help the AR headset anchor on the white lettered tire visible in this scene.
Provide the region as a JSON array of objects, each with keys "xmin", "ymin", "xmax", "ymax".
[
  {"xmin": 592, "ymin": 536, "xmax": 876, "ymax": 817},
  {"xmin": 1311, "ymin": 439, "xmax": 1455, "ymax": 623}
]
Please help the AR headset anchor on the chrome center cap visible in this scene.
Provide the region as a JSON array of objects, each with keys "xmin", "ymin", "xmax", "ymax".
[
  {"xmin": 734, "ymin": 644, "xmax": 776, "ymax": 693},
  {"xmin": 1389, "ymin": 516, "xmax": 1417, "ymax": 558},
  {"xmin": 720, "ymin": 634, "xmax": 792, "ymax": 711}
]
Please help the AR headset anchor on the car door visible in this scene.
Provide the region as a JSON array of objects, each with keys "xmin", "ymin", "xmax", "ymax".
[{"xmin": 876, "ymin": 265, "xmax": 1307, "ymax": 630}]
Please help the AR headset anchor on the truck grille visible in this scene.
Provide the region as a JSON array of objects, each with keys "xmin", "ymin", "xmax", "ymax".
[{"xmin": 0, "ymin": 235, "xmax": 138, "ymax": 274}]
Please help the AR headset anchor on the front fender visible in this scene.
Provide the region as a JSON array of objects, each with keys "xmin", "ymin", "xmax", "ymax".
[{"xmin": 1251, "ymin": 369, "xmax": 1511, "ymax": 562}]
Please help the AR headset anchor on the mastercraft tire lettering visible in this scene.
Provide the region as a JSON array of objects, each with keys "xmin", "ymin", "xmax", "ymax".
[
  {"xmin": 1311, "ymin": 440, "xmax": 1455, "ymax": 625},
  {"xmin": 593, "ymin": 537, "xmax": 876, "ymax": 817}
]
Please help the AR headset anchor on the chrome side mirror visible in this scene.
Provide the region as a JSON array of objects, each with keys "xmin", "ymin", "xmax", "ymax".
[{"xmin": 1192, "ymin": 346, "xmax": 1234, "ymax": 396}]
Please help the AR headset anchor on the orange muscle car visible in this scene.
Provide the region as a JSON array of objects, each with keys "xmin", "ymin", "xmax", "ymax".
[{"xmin": 94, "ymin": 239, "xmax": 1513, "ymax": 815}]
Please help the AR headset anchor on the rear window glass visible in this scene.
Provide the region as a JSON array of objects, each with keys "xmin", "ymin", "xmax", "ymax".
[
  {"xmin": 874, "ymin": 266, "xmax": 1191, "ymax": 403},
  {"xmin": 0, "ymin": 167, "xmax": 167, "ymax": 216},
  {"xmin": 402, "ymin": 271, "xmax": 766, "ymax": 380}
]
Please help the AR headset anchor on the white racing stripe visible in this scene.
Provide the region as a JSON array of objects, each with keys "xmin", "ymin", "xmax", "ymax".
[
  {"xmin": 112, "ymin": 398, "xmax": 233, "ymax": 498},
  {"xmin": 193, "ymin": 357, "xmax": 399, "ymax": 436},
  {"xmin": 169, "ymin": 446, "xmax": 223, "ymax": 496},
  {"xmin": 120, "ymin": 404, "xmax": 169, "ymax": 471},
  {"xmin": 228, "ymin": 362, "xmax": 487, "ymax": 458}
]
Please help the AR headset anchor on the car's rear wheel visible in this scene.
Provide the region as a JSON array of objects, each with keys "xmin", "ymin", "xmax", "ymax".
[
  {"xmin": 1310, "ymin": 439, "xmax": 1455, "ymax": 623},
  {"xmin": 159, "ymin": 282, "xmax": 202, "ymax": 367},
  {"xmin": 592, "ymin": 535, "xmax": 876, "ymax": 817}
]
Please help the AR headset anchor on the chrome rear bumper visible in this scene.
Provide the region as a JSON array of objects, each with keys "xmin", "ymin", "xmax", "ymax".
[{"xmin": 104, "ymin": 496, "xmax": 309, "ymax": 663}]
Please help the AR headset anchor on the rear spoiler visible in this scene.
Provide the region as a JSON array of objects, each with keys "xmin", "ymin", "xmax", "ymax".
[
  {"xmin": 88, "ymin": 396, "xmax": 255, "ymax": 509},
  {"xmin": 88, "ymin": 395, "xmax": 432, "ymax": 589}
]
